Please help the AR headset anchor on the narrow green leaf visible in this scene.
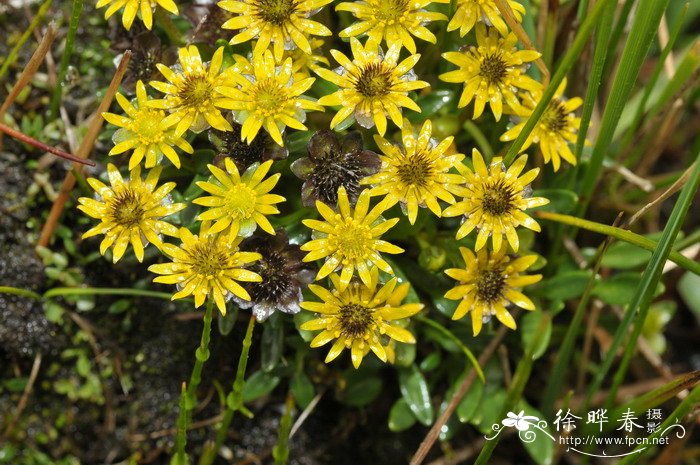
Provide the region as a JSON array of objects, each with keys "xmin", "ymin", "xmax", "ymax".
[
  {"xmin": 456, "ymin": 378, "xmax": 484, "ymax": 423},
  {"xmin": 520, "ymin": 312, "xmax": 552, "ymax": 360},
  {"xmin": 290, "ymin": 372, "xmax": 315, "ymax": 409},
  {"xmin": 399, "ymin": 365, "xmax": 434, "ymax": 426},
  {"xmin": 388, "ymin": 398, "xmax": 417, "ymax": 432},
  {"xmin": 241, "ymin": 371, "xmax": 281, "ymax": 402}
]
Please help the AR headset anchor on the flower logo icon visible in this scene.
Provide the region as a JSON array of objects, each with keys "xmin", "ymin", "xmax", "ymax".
[{"xmin": 502, "ymin": 411, "xmax": 540, "ymax": 431}]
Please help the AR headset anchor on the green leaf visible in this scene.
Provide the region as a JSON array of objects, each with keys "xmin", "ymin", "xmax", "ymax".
[
  {"xmin": 679, "ymin": 272, "xmax": 700, "ymax": 320},
  {"xmin": 261, "ymin": 314, "xmax": 284, "ymax": 372},
  {"xmin": 399, "ymin": 365, "xmax": 434, "ymax": 426},
  {"xmin": 600, "ymin": 240, "xmax": 653, "ymax": 269},
  {"xmin": 532, "ymin": 270, "xmax": 595, "ymax": 300},
  {"xmin": 217, "ymin": 304, "xmax": 239, "ymax": 336},
  {"xmin": 407, "ymin": 90, "xmax": 454, "ymax": 121},
  {"xmin": 517, "ymin": 402, "xmax": 554, "ymax": 465},
  {"xmin": 290, "ymin": 372, "xmax": 315, "ymax": 409},
  {"xmin": 394, "ymin": 342, "xmax": 416, "ymax": 367},
  {"xmin": 520, "ymin": 312, "xmax": 552, "ymax": 360},
  {"xmin": 2, "ymin": 377, "xmax": 28, "ymax": 393},
  {"xmin": 342, "ymin": 370, "xmax": 382, "ymax": 407},
  {"xmin": 476, "ymin": 389, "xmax": 507, "ymax": 434},
  {"xmin": 456, "ymin": 378, "xmax": 484, "ymax": 423},
  {"xmin": 530, "ymin": 189, "xmax": 578, "ymax": 214},
  {"xmin": 592, "ymin": 272, "xmax": 644, "ymax": 305},
  {"xmin": 241, "ymin": 371, "xmax": 281, "ymax": 402},
  {"xmin": 419, "ymin": 351, "xmax": 442, "ymax": 372},
  {"xmin": 388, "ymin": 398, "xmax": 417, "ymax": 432}
]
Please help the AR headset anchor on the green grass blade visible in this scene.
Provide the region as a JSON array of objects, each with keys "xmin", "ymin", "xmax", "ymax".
[
  {"xmin": 0, "ymin": 0, "xmax": 52, "ymax": 81},
  {"xmin": 49, "ymin": 0, "xmax": 83, "ymax": 119},
  {"xmin": 473, "ymin": 315, "xmax": 551, "ymax": 465},
  {"xmin": 43, "ymin": 287, "xmax": 174, "ymax": 300},
  {"xmin": 502, "ymin": 0, "xmax": 615, "ymax": 165},
  {"xmin": 621, "ymin": 4, "xmax": 689, "ymax": 153},
  {"xmin": 576, "ymin": 0, "xmax": 672, "ymax": 216},
  {"xmin": 601, "ymin": 153, "xmax": 700, "ymax": 410},
  {"xmin": 535, "ymin": 211, "xmax": 700, "ymax": 275},
  {"xmin": 0, "ymin": 286, "xmax": 42, "ymax": 300},
  {"xmin": 572, "ymin": 0, "xmax": 616, "ymax": 178}
]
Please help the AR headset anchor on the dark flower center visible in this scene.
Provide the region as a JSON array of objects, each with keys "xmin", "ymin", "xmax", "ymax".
[
  {"xmin": 308, "ymin": 156, "xmax": 364, "ymax": 204},
  {"xmin": 338, "ymin": 303, "xmax": 375, "ymax": 338},
  {"xmin": 397, "ymin": 152, "xmax": 434, "ymax": 187},
  {"xmin": 189, "ymin": 241, "xmax": 230, "ymax": 277},
  {"xmin": 213, "ymin": 124, "xmax": 268, "ymax": 170},
  {"xmin": 355, "ymin": 63, "xmax": 392, "ymax": 98},
  {"xmin": 481, "ymin": 180, "xmax": 517, "ymax": 215},
  {"xmin": 110, "ymin": 188, "xmax": 145, "ymax": 228},
  {"xmin": 542, "ymin": 100, "xmax": 568, "ymax": 133},
  {"xmin": 476, "ymin": 269, "xmax": 506, "ymax": 303},
  {"xmin": 480, "ymin": 53, "xmax": 508, "ymax": 85},
  {"xmin": 255, "ymin": 0, "xmax": 298, "ymax": 25},
  {"xmin": 249, "ymin": 251, "xmax": 294, "ymax": 303}
]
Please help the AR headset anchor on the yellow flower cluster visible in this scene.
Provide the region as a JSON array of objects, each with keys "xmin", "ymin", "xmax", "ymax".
[{"xmin": 84, "ymin": 0, "xmax": 587, "ymax": 366}]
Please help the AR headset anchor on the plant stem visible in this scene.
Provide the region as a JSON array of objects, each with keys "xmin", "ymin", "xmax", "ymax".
[
  {"xmin": 0, "ymin": 286, "xmax": 42, "ymax": 300},
  {"xmin": 199, "ymin": 315, "xmax": 257, "ymax": 465},
  {"xmin": 186, "ymin": 300, "xmax": 214, "ymax": 411},
  {"xmin": 43, "ymin": 287, "xmax": 174, "ymax": 300},
  {"xmin": 171, "ymin": 383, "xmax": 191, "ymax": 465},
  {"xmin": 272, "ymin": 392, "xmax": 295, "ymax": 465},
  {"xmin": 535, "ymin": 211, "xmax": 700, "ymax": 275},
  {"xmin": 49, "ymin": 0, "xmax": 83, "ymax": 119},
  {"xmin": 0, "ymin": 0, "xmax": 52, "ymax": 81}
]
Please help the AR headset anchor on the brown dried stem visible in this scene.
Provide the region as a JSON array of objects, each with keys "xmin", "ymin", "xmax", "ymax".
[
  {"xmin": 0, "ymin": 122, "xmax": 94, "ymax": 166},
  {"xmin": 37, "ymin": 50, "xmax": 131, "ymax": 248},
  {"xmin": 410, "ymin": 325, "xmax": 509, "ymax": 465}
]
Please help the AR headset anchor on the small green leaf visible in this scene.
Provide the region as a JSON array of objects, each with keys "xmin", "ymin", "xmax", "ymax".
[
  {"xmin": 217, "ymin": 304, "xmax": 239, "ymax": 336},
  {"xmin": 531, "ymin": 189, "xmax": 578, "ymax": 214},
  {"xmin": 399, "ymin": 365, "xmax": 434, "ymax": 426},
  {"xmin": 600, "ymin": 241, "xmax": 653, "ymax": 269},
  {"xmin": 394, "ymin": 342, "xmax": 416, "ymax": 367},
  {"xmin": 520, "ymin": 312, "xmax": 551, "ymax": 360},
  {"xmin": 517, "ymin": 402, "xmax": 554, "ymax": 465},
  {"xmin": 261, "ymin": 313, "xmax": 284, "ymax": 372},
  {"xmin": 476, "ymin": 389, "xmax": 507, "ymax": 434},
  {"xmin": 593, "ymin": 272, "xmax": 665, "ymax": 306},
  {"xmin": 241, "ymin": 371, "xmax": 281, "ymax": 402},
  {"xmin": 407, "ymin": 90, "xmax": 454, "ymax": 121},
  {"xmin": 2, "ymin": 377, "xmax": 28, "ymax": 393},
  {"xmin": 532, "ymin": 270, "xmax": 595, "ymax": 301},
  {"xmin": 456, "ymin": 378, "xmax": 484, "ymax": 423},
  {"xmin": 342, "ymin": 370, "xmax": 382, "ymax": 407},
  {"xmin": 290, "ymin": 372, "xmax": 315, "ymax": 409},
  {"xmin": 420, "ymin": 351, "xmax": 442, "ymax": 372},
  {"xmin": 388, "ymin": 398, "xmax": 417, "ymax": 432},
  {"xmin": 679, "ymin": 272, "xmax": 700, "ymax": 320}
]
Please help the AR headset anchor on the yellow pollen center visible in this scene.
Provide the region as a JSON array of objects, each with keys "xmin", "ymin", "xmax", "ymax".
[
  {"xmin": 333, "ymin": 220, "xmax": 372, "ymax": 261},
  {"xmin": 224, "ymin": 184, "xmax": 257, "ymax": 219},
  {"xmin": 179, "ymin": 73, "xmax": 213, "ymax": 108},
  {"xmin": 397, "ymin": 152, "xmax": 434, "ymax": 187},
  {"xmin": 189, "ymin": 241, "xmax": 230, "ymax": 279},
  {"xmin": 254, "ymin": 80, "xmax": 288, "ymax": 117},
  {"xmin": 256, "ymin": 0, "xmax": 297, "ymax": 25},
  {"xmin": 476, "ymin": 268, "xmax": 506, "ymax": 303},
  {"xmin": 131, "ymin": 110, "xmax": 165, "ymax": 144},
  {"xmin": 109, "ymin": 187, "xmax": 146, "ymax": 228},
  {"xmin": 374, "ymin": 0, "xmax": 409, "ymax": 23},
  {"xmin": 355, "ymin": 63, "xmax": 392, "ymax": 98},
  {"xmin": 338, "ymin": 303, "xmax": 375, "ymax": 338}
]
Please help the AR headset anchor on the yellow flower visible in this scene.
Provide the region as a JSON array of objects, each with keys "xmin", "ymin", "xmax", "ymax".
[
  {"xmin": 96, "ymin": 0, "xmax": 179, "ymax": 30},
  {"xmin": 193, "ymin": 159, "xmax": 285, "ymax": 240},
  {"xmin": 500, "ymin": 78, "xmax": 583, "ymax": 171},
  {"xmin": 300, "ymin": 267, "xmax": 423, "ymax": 368},
  {"xmin": 103, "ymin": 81, "xmax": 194, "ymax": 170},
  {"xmin": 316, "ymin": 38, "xmax": 429, "ymax": 136},
  {"xmin": 218, "ymin": 50, "xmax": 323, "ymax": 147},
  {"xmin": 218, "ymin": 0, "xmax": 333, "ymax": 61},
  {"xmin": 78, "ymin": 164, "xmax": 184, "ymax": 263},
  {"xmin": 301, "ymin": 186, "xmax": 404, "ymax": 291},
  {"xmin": 444, "ymin": 245, "xmax": 541, "ymax": 335},
  {"xmin": 443, "ymin": 149, "xmax": 549, "ymax": 252},
  {"xmin": 440, "ymin": 24, "xmax": 541, "ymax": 121},
  {"xmin": 446, "ymin": 0, "xmax": 525, "ymax": 37},
  {"xmin": 149, "ymin": 45, "xmax": 233, "ymax": 136},
  {"xmin": 285, "ymin": 38, "xmax": 330, "ymax": 79},
  {"xmin": 336, "ymin": 0, "xmax": 447, "ymax": 54},
  {"xmin": 362, "ymin": 118, "xmax": 466, "ymax": 224},
  {"xmin": 148, "ymin": 227, "xmax": 262, "ymax": 314}
]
